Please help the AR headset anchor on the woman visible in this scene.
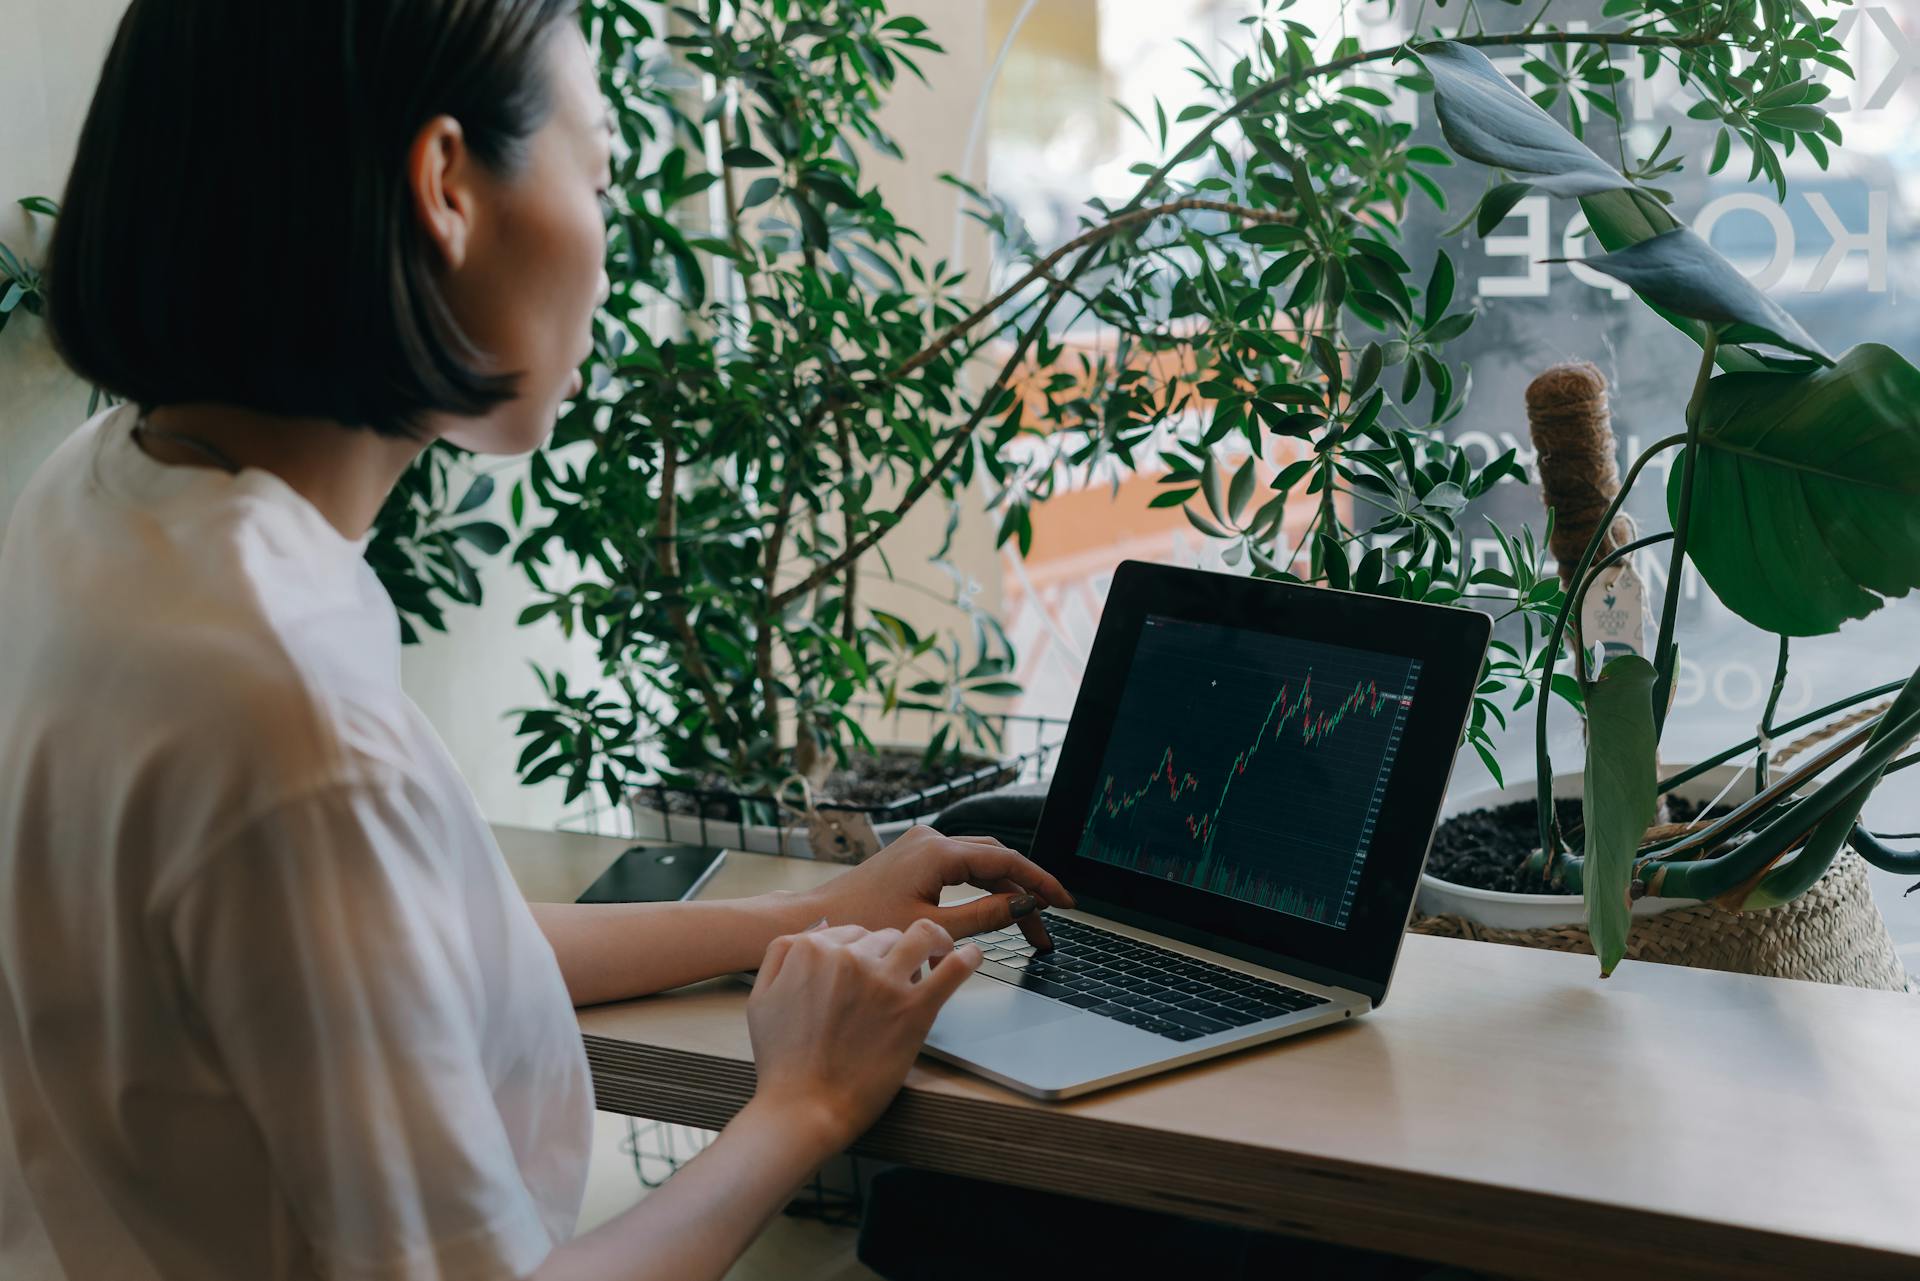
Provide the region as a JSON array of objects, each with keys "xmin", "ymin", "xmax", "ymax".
[{"xmin": 0, "ymin": 2, "xmax": 1070, "ymax": 1278}]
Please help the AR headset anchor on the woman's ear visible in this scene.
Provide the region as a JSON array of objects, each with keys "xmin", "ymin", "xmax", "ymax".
[{"xmin": 408, "ymin": 115, "xmax": 474, "ymax": 269}]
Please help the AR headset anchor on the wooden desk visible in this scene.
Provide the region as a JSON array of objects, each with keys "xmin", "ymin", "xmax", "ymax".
[{"xmin": 494, "ymin": 824, "xmax": 1920, "ymax": 1281}]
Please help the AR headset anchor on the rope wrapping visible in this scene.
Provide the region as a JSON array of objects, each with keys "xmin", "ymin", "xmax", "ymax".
[{"xmin": 1526, "ymin": 361, "xmax": 1635, "ymax": 585}]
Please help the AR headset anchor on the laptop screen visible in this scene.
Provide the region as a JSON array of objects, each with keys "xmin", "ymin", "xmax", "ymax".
[{"xmin": 1075, "ymin": 615, "xmax": 1423, "ymax": 930}]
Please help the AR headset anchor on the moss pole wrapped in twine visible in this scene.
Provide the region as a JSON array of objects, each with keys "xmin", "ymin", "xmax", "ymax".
[
  {"xmin": 1525, "ymin": 360, "xmax": 1633, "ymax": 586},
  {"xmin": 1524, "ymin": 359, "xmax": 1668, "ymax": 820}
]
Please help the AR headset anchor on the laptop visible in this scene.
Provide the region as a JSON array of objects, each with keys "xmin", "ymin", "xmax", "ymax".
[{"xmin": 923, "ymin": 559, "xmax": 1491, "ymax": 1099}]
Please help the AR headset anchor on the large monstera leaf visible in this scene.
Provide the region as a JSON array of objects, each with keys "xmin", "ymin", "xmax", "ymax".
[
  {"xmin": 1423, "ymin": 40, "xmax": 1791, "ymax": 373},
  {"xmin": 1419, "ymin": 42, "xmax": 1631, "ymax": 196},
  {"xmin": 1582, "ymin": 654, "xmax": 1659, "ymax": 978},
  {"xmin": 1574, "ymin": 228, "xmax": 1825, "ymax": 362},
  {"xmin": 1671, "ymin": 344, "xmax": 1920, "ymax": 636}
]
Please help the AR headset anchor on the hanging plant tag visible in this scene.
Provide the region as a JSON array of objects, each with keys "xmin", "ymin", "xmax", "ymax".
[{"xmin": 1582, "ymin": 560, "xmax": 1650, "ymax": 662}]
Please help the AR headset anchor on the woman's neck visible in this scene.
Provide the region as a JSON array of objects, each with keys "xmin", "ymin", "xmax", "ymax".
[{"xmin": 140, "ymin": 403, "xmax": 434, "ymax": 540}]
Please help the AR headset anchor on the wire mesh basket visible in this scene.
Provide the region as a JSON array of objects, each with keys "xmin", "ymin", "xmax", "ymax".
[
  {"xmin": 618, "ymin": 1118, "xmax": 867, "ymax": 1225},
  {"xmin": 563, "ymin": 707, "xmax": 1066, "ymax": 845}
]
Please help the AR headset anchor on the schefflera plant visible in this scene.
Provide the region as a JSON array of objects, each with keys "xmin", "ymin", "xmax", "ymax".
[{"xmin": 1422, "ymin": 39, "xmax": 1920, "ymax": 976}]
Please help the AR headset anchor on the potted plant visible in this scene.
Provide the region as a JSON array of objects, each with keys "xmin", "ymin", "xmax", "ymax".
[
  {"xmin": 501, "ymin": 0, "xmax": 1591, "ymax": 853},
  {"xmin": 1399, "ymin": 42, "xmax": 1919, "ymax": 984}
]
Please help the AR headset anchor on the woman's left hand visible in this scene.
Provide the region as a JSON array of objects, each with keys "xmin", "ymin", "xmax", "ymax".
[{"xmin": 798, "ymin": 825, "xmax": 1075, "ymax": 949}]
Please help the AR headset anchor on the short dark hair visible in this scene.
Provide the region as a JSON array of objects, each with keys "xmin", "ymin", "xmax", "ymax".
[{"xmin": 48, "ymin": 0, "xmax": 580, "ymax": 438}]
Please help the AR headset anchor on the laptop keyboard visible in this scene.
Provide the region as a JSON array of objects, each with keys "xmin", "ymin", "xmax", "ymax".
[{"xmin": 968, "ymin": 915, "xmax": 1331, "ymax": 1042}]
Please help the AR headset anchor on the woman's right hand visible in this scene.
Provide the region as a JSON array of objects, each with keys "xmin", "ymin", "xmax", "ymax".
[{"xmin": 745, "ymin": 918, "xmax": 980, "ymax": 1151}]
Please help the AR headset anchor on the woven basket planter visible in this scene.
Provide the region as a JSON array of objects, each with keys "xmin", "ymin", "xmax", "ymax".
[
  {"xmin": 1413, "ymin": 846, "xmax": 1908, "ymax": 990},
  {"xmin": 1415, "ymin": 765, "xmax": 1910, "ymax": 992}
]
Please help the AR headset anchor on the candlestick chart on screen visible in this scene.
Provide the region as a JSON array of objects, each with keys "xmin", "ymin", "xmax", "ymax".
[{"xmin": 1078, "ymin": 617, "xmax": 1421, "ymax": 929}]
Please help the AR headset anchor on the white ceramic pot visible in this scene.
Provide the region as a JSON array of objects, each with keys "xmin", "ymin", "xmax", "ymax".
[{"xmin": 1416, "ymin": 763, "xmax": 1750, "ymax": 929}]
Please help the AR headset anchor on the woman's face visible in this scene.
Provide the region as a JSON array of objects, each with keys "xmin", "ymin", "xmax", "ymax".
[{"xmin": 431, "ymin": 24, "xmax": 612, "ymax": 456}]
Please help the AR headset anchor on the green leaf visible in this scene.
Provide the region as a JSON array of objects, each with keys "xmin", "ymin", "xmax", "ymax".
[
  {"xmin": 452, "ymin": 521, "xmax": 510, "ymax": 555},
  {"xmin": 1184, "ymin": 504, "xmax": 1230, "ymax": 539},
  {"xmin": 740, "ymin": 176, "xmax": 781, "ymax": 209},
  {"xmin": 1672, "ymin": 344, "xmax": 1920, "ymax": 636},
  {"xmin": 794, "ymin": 197, "xmax": 831, "ymax": 250},
  {"xmin": 1708, "ymin": 129, "xmax": 1732, "ymax": 176},
  {"xmin": 1228, "ymin": 455, "xmax": 1257, "ymax": 523},
  {"xmin": 1581, "ymin": 653, "xmax": 1659, "ymax": 977},
  {"xmin": 1421, "ymin": 42, "xmax": 1631, "ymax": 196},
  {"xmin": 454, "ymin": 473, "xmax": 495, "ymax": 515},
  {"xmin": 1577, "ymin": 189, "xmax": 1769, "ymax": 373},
  {"xmin": 1571, "ymin": 228, "xmax": 1825, "ymax": 361},
  {"xmin": 1271, "ymin": 458, "xmax": 1314, "ymax": 491},
  {"xmin": 1200, "ymin": 452, "xmax": 1230, "ymax": 527},
  {"xmin": 1240, "ymin": 223, "xmax": 1298, "ymax": 247},
  {"xmin": 1475, "ymin": 182, "xmax": 1534, "ymax": 238},
  {"xmin": 1318, "ymin": 533, "xmax": 1350, "ymax": 589},
  {"xmin": 1423, "ymin": 251, "xmax": 1455, "ymax": 328},
  {"xmin": 17, "ymin": 196, "xmax": 59, "ymax": 216}
]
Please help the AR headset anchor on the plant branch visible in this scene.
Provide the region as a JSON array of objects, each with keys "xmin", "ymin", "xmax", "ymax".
[
  {"xmin": 891, "ymin": 198, "xmax": 1293, "ymax": 383},
  {"xmin": 653, "ymin": 438, "xmax": 738, "ymax": 761},
  {"xmin": 777, "ymin": 27, "xmax": 1731, "ymax": 619},
  {"xmin": 777, "ymin": 198, "xmax": 1288, "ymax": 610},
  {"xmin": 835, "ymin": 411, "xmax": 858, "ymax": 644},
  {"xmin": 757, "ymin": 453, "xmax": 803, "ymax": 746}
]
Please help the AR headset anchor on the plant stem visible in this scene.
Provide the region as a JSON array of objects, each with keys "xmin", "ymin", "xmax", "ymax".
[
  {"xmin": 757, "ymin": 460, "xmax": 802, "ymax": 747},
  {"xmin": 1568, "ymin": 531, "xmax": 1672, "ymax": 686},
  {"xmin": 1657, "ymin": 679, "xmax": 1908, "ymax": 795},
  {"xmin": 1537, "ymin": 691, "xmax": 1920, "ymax": 899},
  {"xmin": 1650, "ymin": 329, "xmax": 1718, "ymax": 735},
  {"xmin": 653, "ymin": 438, "xmax": 739, "ymax": 766},
  {"xmin": 1654, "ymin": 679, "xmax": 1920, "ymax": 904},
  {"xmin": 1757, "ymin": 635, "xmax": 1789, "ymax": 790},
  {"xmin": 835, "ymin": 413, "xmax": 858, "ymax": 644},
  {"xmin": 892, "ymin": 198, "xmax": 1292, "ymax": 383},
  {"xmin": 1848, "ymin": 825, "xmax": 1920, "ymax": 875},
  {"xmin": 1572, "ymin": 532, "xmax": 1672, "ymax": 622},
  {"xmin": 1532, "ymin": 432, "xmax": 1689, "ymax": 858}
]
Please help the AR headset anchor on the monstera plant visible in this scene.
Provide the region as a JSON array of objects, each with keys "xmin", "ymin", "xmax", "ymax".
[{"xmin": 1420, "ymin": 40, "xmax": 1920, "ymax": 976}]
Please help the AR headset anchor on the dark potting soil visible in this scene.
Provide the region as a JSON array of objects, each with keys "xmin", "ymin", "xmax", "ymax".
[
  {"xmin": 650, "ymin": 747, "xmax": 1015, "ymax": 821},
  {"xmin": 1427, "ymin": 795, "xmax": 1717, "ymax": 895}
]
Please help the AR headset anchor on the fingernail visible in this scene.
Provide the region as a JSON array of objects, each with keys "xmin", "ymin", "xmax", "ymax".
[
  {"xmin": 806, "ymin": 917, "xmax": 829, "ymax": 931},
  {"xmin": 1008, "ymin": 893, "xmax": 1038, "ymax": 919}
]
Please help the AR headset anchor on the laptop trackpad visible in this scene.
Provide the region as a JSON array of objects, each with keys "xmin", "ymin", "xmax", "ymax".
[{"xmin": 927, "ymin": 976, "xmax": 1080, "ymax": 1046}]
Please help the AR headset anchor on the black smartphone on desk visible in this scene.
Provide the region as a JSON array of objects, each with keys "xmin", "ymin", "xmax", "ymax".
[{"xmin": 575, "ymin": 844, "xmax": 728, "ymax": 904}]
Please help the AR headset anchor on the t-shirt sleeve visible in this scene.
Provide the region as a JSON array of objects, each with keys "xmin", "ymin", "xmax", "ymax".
[{"xmin": 170, "ymin": 778, "xmax": 555, "ymax": 1281}]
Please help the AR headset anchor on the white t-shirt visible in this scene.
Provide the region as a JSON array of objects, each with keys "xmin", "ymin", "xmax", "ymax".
[{"xmin": 0, "ymin": 404, "xmax": 592, "ymax": 1280}]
